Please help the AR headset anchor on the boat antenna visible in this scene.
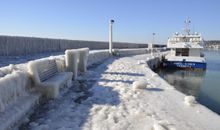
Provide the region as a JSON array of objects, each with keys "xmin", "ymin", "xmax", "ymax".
[
  {"xmin": 184, "ymin": 18, "xmax": 191, "ymax": 35},
  {"xmin": 192, "ymin": 24, "xmax": 195, "ymax": 34}
]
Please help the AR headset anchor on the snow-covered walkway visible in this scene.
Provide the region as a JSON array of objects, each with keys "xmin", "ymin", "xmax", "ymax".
[{"xmin": 24, "ymin": 54, "xmax": 220, "ymax": 130}]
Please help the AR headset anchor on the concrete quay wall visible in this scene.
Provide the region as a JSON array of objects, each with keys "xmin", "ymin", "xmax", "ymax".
[{"xmin": 0, "ymin": 35, "xmax": 148, "ymax": 56}]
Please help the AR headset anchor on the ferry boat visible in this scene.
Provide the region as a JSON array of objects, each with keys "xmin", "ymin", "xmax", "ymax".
[{"xmin": 163, "ymin": 19, "xmax": 206, "ymax": 69}]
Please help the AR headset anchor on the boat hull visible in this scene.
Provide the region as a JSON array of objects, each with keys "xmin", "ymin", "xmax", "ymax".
[{"xmin": 163, "ymin": 61, "xmax": 207, "ymax": 69}]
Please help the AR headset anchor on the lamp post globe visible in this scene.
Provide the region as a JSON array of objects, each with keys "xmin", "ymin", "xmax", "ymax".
[{"xmin": 110, "ymin": 19, "xmax": 115, "ymax": 23}]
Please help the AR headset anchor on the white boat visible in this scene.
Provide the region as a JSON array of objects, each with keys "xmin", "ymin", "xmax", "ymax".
[{"xmin": 163, "ymin": 19, "xmax": 206, "ymax": 69}]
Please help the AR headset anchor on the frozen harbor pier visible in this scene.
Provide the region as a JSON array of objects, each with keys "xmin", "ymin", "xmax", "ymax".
[{"xmin": 0, "ymin": 48, "xmax": 220, "ymax": 130}]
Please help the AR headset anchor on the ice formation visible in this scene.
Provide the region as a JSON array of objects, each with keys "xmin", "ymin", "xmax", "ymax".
[
  {"xmin": 0, "ymin": 64, "xmax": 15, "ymax": 78},
  {"xmin": 54, "ymin": 56, "xmax": 66, "ymax": 73},
  {"xmin": 0, "ymin": 70, "xmax": 5, "ymax": 77},
  {"xmin": 137, "ymin": 60, "xmax": 146, "ymax": 65},
  {"xmin": 0, "ymin": 70, "xmax": 28, "ymax": 112},
  {"xmin": 184, "ymin": 96, "xmax": 196, "ymax": 106},
  {"xmin": 78, "ymin": 48, "xmax": 89, "ymax": 73},
  {"xmin": 153, "ymin": 123, "xmax": 167, "ymax": 130},
  {"xmin": 132, "ymin": 80, "xmax": 149, "ymax": 89},
  {"xmin": 65, "ymin": 49, "xmax": 79, "ymax": 80},
  {"xmin": 27, "ymin": 58, "xmax": 73, "ymax": 99},
  {"xmin": 87, "ymin": 50, "xmax": 110, "ymax": 67},
  {"xmin": 151, "ymin": 72, "xmax": 158, "ymax": 77}
]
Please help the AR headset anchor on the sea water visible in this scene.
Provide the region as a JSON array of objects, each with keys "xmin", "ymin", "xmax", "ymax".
[{"xmin": 155, "ymin": 50, "xmax": 220, "ymax": 115}]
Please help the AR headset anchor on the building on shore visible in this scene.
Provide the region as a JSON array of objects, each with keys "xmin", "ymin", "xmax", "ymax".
[{"xmin": 204, "ymin": 40, "xmax": 220, "ymax": 49}]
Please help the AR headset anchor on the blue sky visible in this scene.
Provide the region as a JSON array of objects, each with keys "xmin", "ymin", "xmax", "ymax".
[{"xmin": 0, "ymin": 0, "xmax": 219, "ymax": 44}]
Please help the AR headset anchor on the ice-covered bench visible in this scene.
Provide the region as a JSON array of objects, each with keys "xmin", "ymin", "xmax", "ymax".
[{"xmin": 28, "ymin": 59, "xmax": 73, "ymax": 99}]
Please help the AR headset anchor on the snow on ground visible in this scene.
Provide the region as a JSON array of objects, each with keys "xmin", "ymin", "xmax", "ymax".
[{"xmin": 23, "ymin": 54, "xmax": 220, "ymax": 130}]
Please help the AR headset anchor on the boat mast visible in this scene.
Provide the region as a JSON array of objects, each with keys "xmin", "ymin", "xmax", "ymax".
[{"xmin": 184, "ymin": 18, "xmax": 191, "ymax": 35}]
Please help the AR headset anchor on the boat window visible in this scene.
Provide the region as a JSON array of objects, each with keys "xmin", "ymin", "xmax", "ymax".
[
  {"xmin": 176, "ymin": 49, "xmax": 182, "ymax": 56},
  {"xmin": 176, "ymin": 48, "xmax": 189, "ymax": 56}
]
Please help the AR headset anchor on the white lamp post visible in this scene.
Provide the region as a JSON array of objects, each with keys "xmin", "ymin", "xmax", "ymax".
[
  {"xmin": 109, "ymin": 19, "xmax": 114, "ymax": 54},
  {"xmin": 152, "ymin": 33, "xmax": 155, "ymax": 44},
  {"xmin": 151, "ymin": 33, "xmax": 155, "ymax": 55}
]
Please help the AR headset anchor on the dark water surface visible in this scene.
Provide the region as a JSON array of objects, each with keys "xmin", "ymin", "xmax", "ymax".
[{"xmin": 155, "ymin": 50, "xmax": 220, "ymax": 115}]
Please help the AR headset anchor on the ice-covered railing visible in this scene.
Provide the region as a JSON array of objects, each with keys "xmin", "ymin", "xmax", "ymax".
[
  {"xmin": 87, "ymin": 50, "xmax": 110, "ymax": 67},
  {"xmin": 0, "ymin": 65, "xmax": 15, "ymax": 78},
  {"xmin": 0, "ymin": 65, "xmax": 29, "ymax": 112},
  {"xmin": 0, "ymin": 65, "xmax": 37, "ymax": 130},
  {"xmin": 114, "ymin": 48, "xmax": 149, "ymax": 56}
]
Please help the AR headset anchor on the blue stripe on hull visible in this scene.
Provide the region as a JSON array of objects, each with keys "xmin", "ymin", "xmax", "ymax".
[{"xmin": 163, "ymin": 61, "xmax": 207, "ymax": 69}]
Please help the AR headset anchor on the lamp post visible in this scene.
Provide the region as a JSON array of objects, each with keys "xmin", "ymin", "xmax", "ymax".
[
  {"xmin": 151, "ymin": 33, "xmax": 155, "ymax": 55},
  {"xmin": 152, "ymin": 33, "xmax": 155, "ymax": 44},
  {"xmin": 109, "ymin": 19, "xmax": 114, "ymax": 54}
]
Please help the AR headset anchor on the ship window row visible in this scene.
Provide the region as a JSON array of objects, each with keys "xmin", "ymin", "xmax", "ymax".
[
  {"xmin": 176, "ymin": 48, "xmax": 189, "ymax": 56},
  {"xmin": 169, "ymin": 38, "xmax": 202, "ymax": 42}
]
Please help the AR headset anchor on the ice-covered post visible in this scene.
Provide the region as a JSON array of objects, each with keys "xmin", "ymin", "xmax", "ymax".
[
  {"xmin": 151, "ymin": 33, "xmax": 156, "ymax": 55},
  {"xmin": 78, "ymin": 48, "xmax": 89, "ymax": 73},
  {"xmin": 65, "ymin": 49, "xmax": 79, "ymax": 80},
  {"xmin": 148, "ymin": 43, "xmax": 153, "ymax": 55},
  {"xmin": 109, "ymin": 19, "xmax": 114, "ymax": 54}
]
